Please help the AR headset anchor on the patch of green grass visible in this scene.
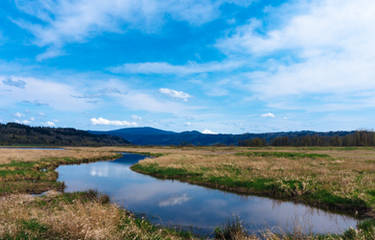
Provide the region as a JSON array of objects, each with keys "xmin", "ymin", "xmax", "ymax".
[
  {"xmin": 131, "ymin": 163, "xmax": 202, "ymax": 179},
  {"xmin": 237, "ymin": 151, "xmax": 331, "ymax": 159},
  {"xmin": 1, "ymin": 219, "xmax": 54, "ymax": 240},
  {"xmin": 0, "ymin": 154, "xmax": 121, "ymax": 195},
  {"xmin": 125, "ymin": 151, "xmax": 165, "ymax": 158}
]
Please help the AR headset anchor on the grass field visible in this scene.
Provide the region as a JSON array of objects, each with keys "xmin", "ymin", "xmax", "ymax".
[{"xmin": 0, "ymin": 146, "xmax": 374, "ymax": 239}]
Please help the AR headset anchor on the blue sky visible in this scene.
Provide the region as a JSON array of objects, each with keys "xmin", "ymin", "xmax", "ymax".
[{"xmin": 0, "ymin": 0, "xmax": 374, "ymax": 134}]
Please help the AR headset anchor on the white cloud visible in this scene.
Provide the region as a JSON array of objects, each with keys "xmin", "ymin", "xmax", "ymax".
[
  {"xmin": 111, "ymin": 61, "xmax": 245, "ymax": 75},
  {"xmin": 44, "ymin": 121, "xmax": 55, "ymax": 127},
  {"xmin": 36, "ymin": 47, "xmax": 65, "ymax": 61},
  {"xmin": 216, "ymin": 0, "xmax": 375, "ymax": 110},
  {"xmin": 86, "ymin": 80, "xmax": 197, "ymax": 115},
  {"xmin": 0, "ymin": 75, "xmax": 94, "ymax": 111},
  {"xmin": 159, "ymin": 88, "xmax": 191, "ymax": 102},
  {"xmin": 15, "ymin": 119, "xmax": 31, "ymax": 125},
  {"xmin": 118, "ymin": 91, "xmax": 192, "ymax": 114},
  {"xmin": 261, "ymin": 112, "xmax": 275, "ymax": 118},
  {"xmin": 202, "ymin": 129, "xmax": 217, "ymax": 134},
  {"xmin": 91, "ymin": 117, "xmax": 137, "ymax": 127},
  {"xmin": 13, "ymin": 0, "xmax": 252, "ymax": 59},
  {"xmin": 14, "ymin": 112, "xmax": 24, "ymax": 118}
]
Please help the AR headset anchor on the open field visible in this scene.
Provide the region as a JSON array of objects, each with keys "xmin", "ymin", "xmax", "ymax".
[{"xmin": 0, "ymin": 146, "xmax": 375, "ymax": 239}]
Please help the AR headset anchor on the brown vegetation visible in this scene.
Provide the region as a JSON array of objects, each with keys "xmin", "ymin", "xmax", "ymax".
[
  {"xmin": 0, "ymin": 191, "xmax": 193, "ymax": 240},
  {"xmin": 0, "ymin": 147, "xmax": 118, "ymax": 165}
]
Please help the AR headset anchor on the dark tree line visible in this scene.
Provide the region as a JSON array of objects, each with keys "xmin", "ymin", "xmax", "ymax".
[
  {"xmin": 239, "ymin": 131, "xmax": 375, "ymax": 147},
  {"xmin": 0, "ymin": 123, "xmax": 129, "ymax": 146}
]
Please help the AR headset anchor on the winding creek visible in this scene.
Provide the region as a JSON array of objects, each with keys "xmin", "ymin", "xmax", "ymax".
[{"xmin": 57, "ymin": 153, "xmax": 358, "ymax": 236}]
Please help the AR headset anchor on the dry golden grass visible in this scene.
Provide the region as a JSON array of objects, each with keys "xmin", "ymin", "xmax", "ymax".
[
  {"xmin": 0, "ymin": 147, "xmax": 118, "ymax": 165},
  {"xmin": 0, "ymin": 192, "xmax": 194, "ymax": 240}
]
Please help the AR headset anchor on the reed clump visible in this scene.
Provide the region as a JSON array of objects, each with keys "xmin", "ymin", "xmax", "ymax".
[{"xmin": 0, "ymin": 191, "xmax": 195, "ymax": 240}]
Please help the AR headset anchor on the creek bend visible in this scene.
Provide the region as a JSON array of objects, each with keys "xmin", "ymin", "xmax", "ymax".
[{"xmin": 56, "ymin": 153, "xmax": 358, "ymax": 236}]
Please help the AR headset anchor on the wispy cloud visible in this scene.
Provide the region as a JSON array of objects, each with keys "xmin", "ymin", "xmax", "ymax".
[
  {"xmin": 91, "ymin": 117, "xmax": 137, "ymax": 126},
  {"xmin": 0, "ymin": 75, "xmax": 94, "ymax": 111},
  {"xmin": 216, "ymin": 0, "xmax": 375, "ymax": 111},
  {"xmin": 110, "ymin": 61, "xmax": 245, "ymax": 75},
  {"xmin": 13, "ymin": 0, "xmax": 252, "ymax": 60},
  {"xmin": 159, "ymin": 88, "xmax": 191, "ymax": 102}
]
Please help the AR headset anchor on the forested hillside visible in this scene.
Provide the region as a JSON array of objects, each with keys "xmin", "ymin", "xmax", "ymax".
[
  {"xmin": 240, "ymin": 131, "xmax": 375, "ymax": 146},
  {"xmin": 0, "ymin": 123, "xmax": 129, "ymax": 146},
  {"xmin": 92, "ymin": 127, "xmax": 365, "ymax": 146}
]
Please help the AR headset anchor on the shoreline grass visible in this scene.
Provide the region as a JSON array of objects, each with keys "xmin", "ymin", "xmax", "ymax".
[
  {"xmin": 128, "ymin": 147, "xmax": 375, "ymax": 219},
  {"xmin": 0, "ymin": 148, "xmax": 121, "ymax": 195},
  {"xmin": 131, "ymin": 163, "xmax": 369, "ymax": 217}
]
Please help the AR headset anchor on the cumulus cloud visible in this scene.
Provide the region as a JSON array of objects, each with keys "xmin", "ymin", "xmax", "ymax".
[
  {"xmin": 202, "ymin": 129, "xmax": 217, "ymax": 134},
  {"xmin": 261, "ymin": 112, "xmax": 275, "ymax": 118},
  {"xmin": 110, "ymin": 61, "xmax": 245, "ymax": 75},
  {"xmin": 13, "ymin": 0, "xmax": 252, "ymax": 60},
  {"xmin": 159, "ymin": 88, "xmax": 191, "ymax": 102},
  {"xmin": 44, "ymin": 121, "xmax": 55, "ymax": 127},
  {"xmin": 91, "ymin": 117, "xmax": 137, "ymax": 127},
  {"xmin": 14, "ymin": 112, "xmax": 24, "ymax": 118},
  {"xmin": 15, "ymin": 119, "xmax": 31, "ymax": 125},
  {"xmin": 216, "ymin": 0, "xmax": 375, "ymax": 110}
]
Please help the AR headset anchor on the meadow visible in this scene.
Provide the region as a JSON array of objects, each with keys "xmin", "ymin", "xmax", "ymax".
[{"xmin": 0, "ymin": 146, "xmax": 374, "ymax": 239}]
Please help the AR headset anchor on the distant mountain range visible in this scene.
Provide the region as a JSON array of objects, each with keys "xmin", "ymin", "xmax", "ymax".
[
  {"xmin": 91, "ymin": 127, "xmax": 354, "ymax": 146},
  {"xmin": 0, "ymin": 123, "xmax": 129, "ymax": 146}
]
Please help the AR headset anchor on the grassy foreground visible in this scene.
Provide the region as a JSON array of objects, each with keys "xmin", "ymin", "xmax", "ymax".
[
  {"xmin": 1, "ymin": 146, "xmax": 375, "ymax": 239},
  {"xmin": 0, "ymin": 190, "xmax": 194, "ymax": 240}
]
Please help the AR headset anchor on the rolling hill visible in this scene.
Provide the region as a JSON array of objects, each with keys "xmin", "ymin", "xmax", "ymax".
[
  {"xmin": 91, "ymin": 127, "xmax": 354, "ymax": 146},
  {"xmin": 0, "ymin": 123, "xmax": 129, "ymax": 146}
]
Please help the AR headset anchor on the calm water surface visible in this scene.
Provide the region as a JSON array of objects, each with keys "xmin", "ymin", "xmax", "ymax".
[{"xmin": 57, "ymin": 153, "xmax": 358, "ymax": 236}]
